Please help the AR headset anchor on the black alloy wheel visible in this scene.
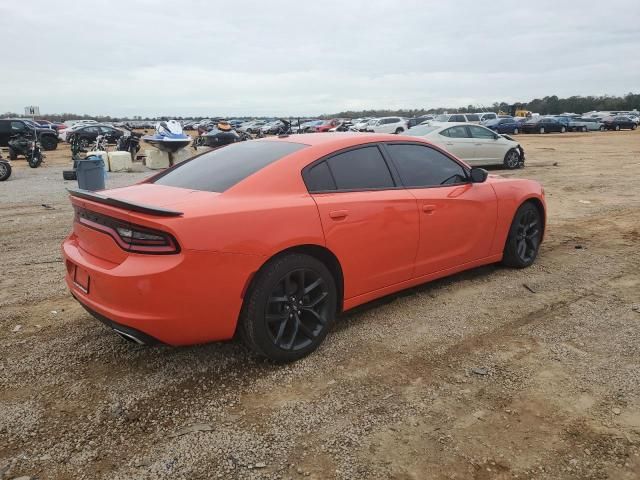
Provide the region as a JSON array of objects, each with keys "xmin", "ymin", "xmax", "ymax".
[
  {"xmin": 502, "ymin": 202, "xmax": 542, "ymax": 268},
  {"xmin": 241, "ymin": 253, "xmax": 337, "ymax": 362},
  {"xmin": 266, "ymin": 269, "xmax": 330, "ymax": 352}
]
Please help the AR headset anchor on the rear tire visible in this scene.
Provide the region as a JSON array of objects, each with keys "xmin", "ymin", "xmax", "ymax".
[
  {"xmin": 8, "ymin": 147, "xmax": 17, "ymax": 160},
  {"xmin": 581, "ymin": 126, "xmax": 587, "ymax": 132},
  {"xmin": 502, "ymin": 202, "xmax": 542, "ymax": 268},
  {"xmin": 599, "ymin": 125, "xmax": 606, "ymax": 132},
  {"xmin": 560, "ymin": 126, "xmax": 566, "ymax": 133},
  {"xmin": 63, "ymin": 170, "xmax": 77, "ymax": 181},
  {"xmin": 395, "ymin": 127, "xmax": 404, "ymax": 134},
  {"xmin": 240, "ymin": 253, "xmax": 337, "ymax": 362},
  {"xmin": 40, "ymin": 136, "xmax": 57, "ymax": 151},
  {"xmin": 539, "ymin": 127, "xmax": 545, "ymax": 134},
  {"xmin": 632, "ymin": 124, "xmax": 637, "ymax": 130},
  {"xmin": 615, "ymin": 125, "xmax": 621, "ymax": 131},
  {"xmin": 513, "ymin": 128, "xmax": 519, "ymax": 135}
]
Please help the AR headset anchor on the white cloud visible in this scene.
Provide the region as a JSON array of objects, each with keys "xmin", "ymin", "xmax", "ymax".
[{"xmin": 1, "ymin": 0, "xmax": 638, "ymax": 116}]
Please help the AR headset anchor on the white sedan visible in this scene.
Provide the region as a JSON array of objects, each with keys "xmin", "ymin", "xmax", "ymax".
[{"xmin": 406, "ymin": 122, "xmax": 524, "ymax": 169}]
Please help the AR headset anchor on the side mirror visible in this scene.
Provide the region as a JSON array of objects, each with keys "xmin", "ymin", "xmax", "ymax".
[{"xmin": 470, "ymin": 167, "xmax": 488, "ymax": 183}]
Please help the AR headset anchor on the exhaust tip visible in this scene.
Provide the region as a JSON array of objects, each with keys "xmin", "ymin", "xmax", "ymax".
[{"xmin": 113, "ymin": 328, "xmax": 146, "ymax": 345}]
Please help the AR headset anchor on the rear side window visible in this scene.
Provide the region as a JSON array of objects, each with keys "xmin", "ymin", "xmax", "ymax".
[
  {"xmin": 153, "ymin": 140, "xmax": 307, "ymax": 192},
  {"xmin": 325, "ymin": 146, "xmax": 394, "ymax": 190},
  {"xmin": 387, "ymin": 144, "xmax": 467, "ymax": 188},
  {"xmin": 466, "ymin": 114, "xmax": 480, "ymax": 121},
  {"xmin": 451, "ymin": 115, "xmax": 466, "ymax": 122},
  {"xmin": 443, "ymin": 126, "xmax": 469, "ymax": 138},
  {"xmin": 304, "ymin": 161, "xmax": 336, "ymax": 192}
]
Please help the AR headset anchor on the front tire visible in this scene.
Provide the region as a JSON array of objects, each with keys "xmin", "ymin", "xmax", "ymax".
[
  {"xmin": 502, "ymin": 202, "xmax": 542, "ymax": 268},
  {"xmin": 599, "ymin": 125, "xmax": 606, "ymax": 132},
  {"xmin": 8, "ymin": 147, "xmax": 17, "ymax": 160},
  {"xmin": 513, "ymin": 128, "xmax": 519, "ymax": 135},
  {"xmin": 394, "ymin": 127, "xmax": 404, "ymax": 134},
  {"xmin": 240, "ymin": 253, "xmax": 337, "ymax": 362},
  {"xmin": 615, "ymin": 125, "xmax": 621, "ymax": 131},
  {"xmin": 503, "ymin": 149, "xmax": 521, "ymax": 169},
  {"xmin": 0, "ymin": 161, "xmax": 11, "ymax": 181},
  {"xmin": 632, "ymin": 124, "xmax": 637, "ymax": 130},
  {"xmin": 560, "ymin": 126, "xmax": 566, "ymax": 133},
  {"xmin": 581, "ymin": 126, "xmax": 587, "ymax": 132},
  {"xmin": 539, "ymin": 127, "xmax": 545, "ymax": 134}
]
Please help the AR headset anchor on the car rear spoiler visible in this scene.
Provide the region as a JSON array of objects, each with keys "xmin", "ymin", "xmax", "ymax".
[{"xmin": 67, "ymin": 188, "xmax": 183, "ymax": 217}]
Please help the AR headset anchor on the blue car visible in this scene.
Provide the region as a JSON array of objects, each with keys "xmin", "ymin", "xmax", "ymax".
[{"xmin": 484, "ymin": 117, "xmax": 521, "ymax": 134}]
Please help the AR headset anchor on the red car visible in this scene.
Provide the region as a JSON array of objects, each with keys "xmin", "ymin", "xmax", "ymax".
[
  {"xmin": 314, "ymin": 119, "xmax": 340, "ymax": 132},
  {"xmin": 62, "ymin": 133, "xmax": 545, "ymax": 362}
]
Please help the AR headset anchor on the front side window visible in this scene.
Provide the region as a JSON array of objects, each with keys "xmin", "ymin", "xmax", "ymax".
[
  {"xmin": 326, "ymin": 146, "xmax": 394, "ymax": 190},
  {"xmin": 11, "ymin": 121, "xmax": 27, "ymax": 132},
  {"xmin": 387, "ymin": 144, "xmax": 467, "ymax": 188},
  {"xmin": 466, "ymin": 114, "xmax": 480, "ymax": 122},
  {"xmin": 153, "ymin": 140, "xmax": 307, "ymax": 192}
]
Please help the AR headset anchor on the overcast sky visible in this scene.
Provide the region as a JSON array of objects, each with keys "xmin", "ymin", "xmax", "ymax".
[{"xmin": 1, "ymin": 0, "xmax": 638, "ymax": 117}]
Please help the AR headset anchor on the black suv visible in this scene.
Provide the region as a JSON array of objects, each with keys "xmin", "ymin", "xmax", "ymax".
[{"xmin": 0, "ymin": 119, "xmax": 59, "ymax": 150}]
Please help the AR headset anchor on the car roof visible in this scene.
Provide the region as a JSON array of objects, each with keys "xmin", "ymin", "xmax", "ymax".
[{"xmin": 262, "ymin": 132, "xmax": 411, "ymax": 147}]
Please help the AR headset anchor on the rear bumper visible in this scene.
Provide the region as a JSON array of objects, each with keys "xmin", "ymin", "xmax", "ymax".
[
  {"xmin": 75, "ymin": 296, "xmax": 162, "ymax": 345},
  {"xmin": 62, "ymin": 234, "xmax": 264, "ymax": 346}
]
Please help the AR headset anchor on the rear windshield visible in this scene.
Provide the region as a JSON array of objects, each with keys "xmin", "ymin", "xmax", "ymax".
[
  {"xmin": 407, "ymin": 125, "xmax": 438, "ymax": 136},
  {"xmin": 152, "ymin": 140, "xmax": 307, "ymax": 192}
]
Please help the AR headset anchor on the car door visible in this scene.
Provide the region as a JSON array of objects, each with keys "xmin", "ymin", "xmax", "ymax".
[
  {"xmin": 468, "ymin": 125, "xmax": 503, "ymax": 163},
  {"xmin": 303, "ymin": 145, "xmax": 419, "ymax": 300},
  {"xmin": 0, "ymin": 120, "xmax": 11, "ymax": 146},
  {"xmin": 99, "ymin": 126, "xmax": 116, "ymax": 142},
  {"xmin": 383, "ymin": 142, "xmax": 498, "ymax": 277},
  {"xmin": 435, "ymin": 126, "xmax": 477, "ymax": 163}
]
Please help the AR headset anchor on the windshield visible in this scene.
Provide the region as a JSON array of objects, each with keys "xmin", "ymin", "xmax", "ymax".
[
  {"xmin": 406, "ymin": 125, "xmax": 438, "ymax": 136},
  {"xmin": 152, "ymin": 140, "xmax": 308, "ymax": 192}
]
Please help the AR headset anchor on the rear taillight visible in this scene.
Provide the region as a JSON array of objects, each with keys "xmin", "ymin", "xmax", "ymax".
[{"xmin": 74, "ymin": 206, "xmax": 179, "ymax": 254}]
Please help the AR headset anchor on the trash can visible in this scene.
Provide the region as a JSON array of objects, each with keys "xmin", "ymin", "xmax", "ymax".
[{"xmin": 76, "ymin": 156, "xmax": 106, "ymax": 191}]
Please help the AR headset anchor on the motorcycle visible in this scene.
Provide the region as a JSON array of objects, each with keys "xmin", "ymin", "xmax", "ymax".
[
  {"xmin": 116, "ymin": 129, "xmax": 142, "ymax": 159},
  {"xmin": 8, "ymin": 132, "xmax": 44, "ymax": 168},
  {"xmin": 0, "ymin": 152, "xmax": 11, "ymax": 181}
]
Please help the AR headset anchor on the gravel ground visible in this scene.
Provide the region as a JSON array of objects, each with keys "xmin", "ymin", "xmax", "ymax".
[{"xmin": 1, "ymin": 131, "xmax": 639, "ymax": 480}]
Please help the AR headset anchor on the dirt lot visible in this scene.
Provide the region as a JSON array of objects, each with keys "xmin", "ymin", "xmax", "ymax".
[{"xmin": 1, "ymin": 130, "xmax": 640, "ymax": 480}]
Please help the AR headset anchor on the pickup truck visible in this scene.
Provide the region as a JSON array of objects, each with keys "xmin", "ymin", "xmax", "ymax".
[{"xmin": 0, "ymin": 119, "xmax": 59, "ymax": 150}]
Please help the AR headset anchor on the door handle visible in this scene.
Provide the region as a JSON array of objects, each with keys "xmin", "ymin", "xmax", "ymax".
[
  {"xmin": 422, "ymin": 204, "xmax": 436, "ymax": 214},
  {"xmin": 329, "ymin": 210, "xmax": 348, "ymax": 220}
]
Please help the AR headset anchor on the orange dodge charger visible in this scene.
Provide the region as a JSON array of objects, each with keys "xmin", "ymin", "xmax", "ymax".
[{"xmin": 63, "ymin": 133, "xmax": 545, "ymax": 362}]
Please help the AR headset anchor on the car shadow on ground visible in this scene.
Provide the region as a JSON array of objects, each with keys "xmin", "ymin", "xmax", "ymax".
[{"xmin": 334, "ymin": 264, "xmax": 499, "ymax": 331}]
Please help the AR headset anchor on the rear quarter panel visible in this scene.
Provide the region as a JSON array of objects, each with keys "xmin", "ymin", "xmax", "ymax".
[{"xmin": 487, "ymin": 177, "xmax": 546, "ymax": 256}]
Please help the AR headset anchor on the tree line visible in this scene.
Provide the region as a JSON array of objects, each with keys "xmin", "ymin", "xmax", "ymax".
[
  {"xmin": 324, "ymin": 93, "xmax": 640, "ymax": 118},
  {"xmin": 2, "ymin": 93, "xmax": 638, "ymax": 122}
]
